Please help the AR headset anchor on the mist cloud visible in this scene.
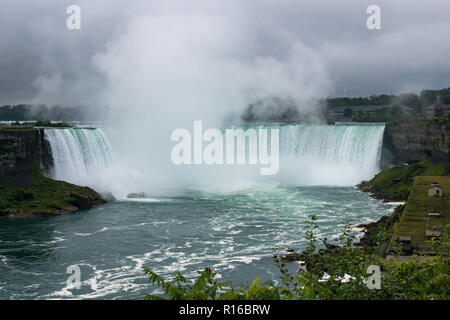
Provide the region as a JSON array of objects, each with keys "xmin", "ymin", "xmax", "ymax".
[
  {"xmin": 87, "ymin": 1, "xmax": 332, "ymax": 194},
  {"xmin": 2, "ymin": 0, "xmax": 449, "ymax": 193},
  {"xmin": 1, "ymin": 0, "xmax": 450, "ymax": 104}
]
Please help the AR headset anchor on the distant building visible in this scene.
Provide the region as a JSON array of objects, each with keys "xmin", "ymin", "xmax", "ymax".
[
  {"xmin": 397, "ymin": 235, "xmax": 412, "ymax": 255},
  {"xmin": 425, "ymin": 227, "xmax": 442, "ymax": 238},
  {"xmin": 326, "ymin": 105, "xmax": 385, "ymax": 122},
  {"xmin": 428, "ymin": 183, "xmax": 443, "ymax": 197},
  {"xmin": 423, "ymin": 105, "xmax": 436, "ymax": 120},
  {"xmin": 326, "ymin": 104, "xmax": 417, "ymax": 122},
  {"xmin": 430, "ymin": 182, "xmax": 440, "ymax": 187},
  {"xmin": 386, "ymin": 234, "xmax": 413, "ymax": 256},
  {"xmin": 428, "ymin": 210, "xmax": 440, "ymax": 218},
  {"xmin": 422, "ymin": 96, "xmax": 450, "ymax": 120}
]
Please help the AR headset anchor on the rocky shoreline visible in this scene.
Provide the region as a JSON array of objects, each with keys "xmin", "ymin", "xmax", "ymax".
[
  {"xmin": 353, "ymin": 205, "xmax": 403, "ymax": 253},
  {"xmin": 281, "ymin": 186, "xmax": 405, "ymax": 263}
]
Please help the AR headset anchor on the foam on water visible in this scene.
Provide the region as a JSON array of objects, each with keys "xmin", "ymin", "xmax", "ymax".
[{"xmin": 0, "ymin": 124, "xmax": 392, "ymax": 299}]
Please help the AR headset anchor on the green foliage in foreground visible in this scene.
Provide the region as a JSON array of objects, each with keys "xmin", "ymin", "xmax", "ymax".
[
  {"xmin": 143, "ymin": 216, "xmax": 449, "ymax": 300},
  {"xmin": 142, "ymin": 268, "xmax": 280, "ymax": 300},
  {"xmin": 359, "ymin": 161, "xmax": 446, "ymax": 201}
]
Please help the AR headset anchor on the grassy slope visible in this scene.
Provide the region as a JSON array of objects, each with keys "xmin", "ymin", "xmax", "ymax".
[
  {"xmin": 359, "ymin": 160, "xmax": 446, "ymax": 201},
  {"xmin": 391, "ymin": 176, "xmax": 450, "ymax": 248},
  {"xmin": 0, "ymin": 167, "xmax": 104, "ymax": 216}
]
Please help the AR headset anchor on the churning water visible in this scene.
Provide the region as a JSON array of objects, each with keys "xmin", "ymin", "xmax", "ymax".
[{"xmin": 0, "ymin": 124, "xmax": 393, "ymax": 299}]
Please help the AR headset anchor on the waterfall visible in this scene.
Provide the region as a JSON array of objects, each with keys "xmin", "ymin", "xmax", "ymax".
[
  {"xmin": 277, "ymin": 124, "xmax": 385, "ymax": 185},
  {"xmin": 44, "ymin": 128, "xmax": 113, "ymax": 188},
  {"xmin": 44, "ymin": 124, "xmax": 385, "ymax": 192}
]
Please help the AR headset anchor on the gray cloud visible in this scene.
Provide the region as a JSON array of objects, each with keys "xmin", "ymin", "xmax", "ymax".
[{"xmin": 0, "ymin": 0, "xmax": 449, "ymax": 105}]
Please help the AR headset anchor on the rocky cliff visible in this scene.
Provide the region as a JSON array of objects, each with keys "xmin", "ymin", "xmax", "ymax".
[
  {"xmin": 381, "ymin": 122, "xmax": 450, "ymax": 171},
  {"xmin": 0, "ymin": 127, "xmax": 52, "ymax": 185}
]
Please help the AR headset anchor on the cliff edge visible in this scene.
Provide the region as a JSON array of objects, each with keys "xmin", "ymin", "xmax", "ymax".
[{"xmin": 382, "ymin": 122, "xmax": 450, "ymax": 171}]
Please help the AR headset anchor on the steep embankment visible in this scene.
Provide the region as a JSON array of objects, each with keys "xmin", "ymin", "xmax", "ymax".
[
  {"xmin": 0, "ymin": 127, "xmax": 105, "ymax": 217},
  {"xmin": 364, "ymin": 121, "xmax": 450, "ymax": 199},
  {"xmin": 0, "ymin": 127, "xmax": 48, "ymax": 185},
  {"xmin": 389, "ymin": 176, "xmax": 450, "ymax": 250},
  {"xmin": 382, "ymin": 122, "xmax": 450, "ymax": 171},
  {"xmin": 359, "ymin": 160, "xmax": 445, "ymax": 201},
  {"xmin": 358, "ymin": 122, "xmax": 450, "ymax": 255},
  {"xmin": 357, "ymin": 162, "xmax": 447, "ymax": 257}
]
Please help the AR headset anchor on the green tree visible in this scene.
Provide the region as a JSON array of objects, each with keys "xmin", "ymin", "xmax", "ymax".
[
  {"xmin": 343, "ymin": 108, "xmax": 353, "ymax": 118},
  {"xmin": 142, "ymin": 218, "xmax": 450, "ymax": 300}
]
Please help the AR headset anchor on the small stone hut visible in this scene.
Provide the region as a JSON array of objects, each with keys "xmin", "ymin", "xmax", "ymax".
[{"xmin": 428, "ymin": 183, "xmax": 443, "ymax": 197}]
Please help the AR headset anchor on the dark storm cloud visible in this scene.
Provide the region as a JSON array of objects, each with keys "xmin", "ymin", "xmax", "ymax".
[{"xmin": 0, "ymin": 0, "xmax": 449, "ymax": 105}]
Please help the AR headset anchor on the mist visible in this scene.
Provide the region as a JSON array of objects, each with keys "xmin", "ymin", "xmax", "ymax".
[
  {"xmin": 89, "ymin": 1, "xmax": 330, "ymax": 196},
  {"xmin": 2, "ymin": 0, "xmax": 450, "ymax": 104},
  {"xmin": 2, "ymin": 0, "xmax": 450, "ymax": 196}
]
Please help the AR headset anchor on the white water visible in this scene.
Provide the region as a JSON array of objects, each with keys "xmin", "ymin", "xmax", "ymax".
[
  {"xmin": 44, "ymin": 125, "xmax": 385, "ymax": 194},
  {"xmin": 277, "ymin": 124, "xmax": 385, "ymax": 185},
  {"xmin": 44, "ymin": 128, "xmax": 113, "ymax": 188}
]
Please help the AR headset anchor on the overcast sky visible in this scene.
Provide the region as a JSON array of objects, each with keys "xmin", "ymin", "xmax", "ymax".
[{"xmin": 1, "ymin": 0, "xmax": 449, "ymax": 106}]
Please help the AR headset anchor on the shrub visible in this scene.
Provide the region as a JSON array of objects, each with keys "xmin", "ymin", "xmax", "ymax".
[{"xmin": 142, "ymin": 217, "xmax": 450, "ymax": 300}]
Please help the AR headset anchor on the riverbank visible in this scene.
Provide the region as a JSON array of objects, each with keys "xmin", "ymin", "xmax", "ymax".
[
  {"xmin": 0, "ymin": 166, "xmax": 105, "ymax": 217},
  {"xmin": 282, "ymin": 161, "xmax": 448, "ymax": 263},
  {"xmin": 358, "ymin": 160, "xmax": 445, "ymax": 201}
]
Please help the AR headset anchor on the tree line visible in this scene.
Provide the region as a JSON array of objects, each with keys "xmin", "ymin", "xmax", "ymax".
[
  {"xmin": 0, "ymin": 104, "xmax": 104, "ymax": 121},
  {"xmin": 327, "ymin": 87, "xmax": 450, "ymax": 109}
]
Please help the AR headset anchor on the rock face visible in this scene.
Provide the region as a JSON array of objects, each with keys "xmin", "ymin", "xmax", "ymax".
[
  {"xmin": 0, "ymin": 128, "xmax": 53, "ymax": 185},
  {"xmin": 381, "ymin": 123, "xmax": 450, "ymax": 171}
]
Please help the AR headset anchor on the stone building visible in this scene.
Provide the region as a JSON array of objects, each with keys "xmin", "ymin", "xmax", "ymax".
[
  {"xmin": 422, "ymin": 96, "xmax": 450, "ymax": 120},
  {"xmin": 428, "ymin": 183, "xmax": 443, "ymax": 197}
]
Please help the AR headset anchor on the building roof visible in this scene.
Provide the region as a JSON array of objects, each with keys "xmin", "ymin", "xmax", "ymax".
[
  {"xmin": 400, "ymin": 106, "xmax": 416, "ymax": 113},
  {"xmin": 426, "ymin": 230, "xmax": 442, "ymax": 237},
  {"xmin": 329, "ymin": 105, "xmax": 390, "ymax": 113},
  {"xmin": 397, "ymin": 235, "xmax": 412, "ymax": 242},
  {"xmin": 425, "ymin": 96, "xmax": 450, "ymax": 111}
]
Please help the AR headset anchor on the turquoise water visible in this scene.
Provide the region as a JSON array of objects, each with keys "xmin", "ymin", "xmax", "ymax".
[
  {"xmin": 0, "ymin": 184, "xmax": 394, "ymax": 299},
  {"xmin": 0, "ymin": 124, "xmax": 393, "ymax": 299}
]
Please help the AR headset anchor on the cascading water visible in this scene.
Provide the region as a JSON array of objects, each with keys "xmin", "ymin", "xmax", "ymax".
[
  {"xmin": 277, "ymin": 124, "xmax": 385, "ymax": 185},
  {"xmin": 44, "ymin": 128, "xmax": 113, "ymax": 188},
  {"xmin": 44, "ymin": 124, "xmax": 385, "ymax": 194},
  {"xmin": 3, "ymin": 124, "xmax": 392, "ymax": 300}
]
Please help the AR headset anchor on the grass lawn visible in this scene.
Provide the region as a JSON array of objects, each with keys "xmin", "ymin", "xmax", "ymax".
[
  {"xmin": 0, "ymin": 167, "xmax": 104, "ymax": 216},
  {"xmin": 359, "ymin": 160, "xmax": 446, "ymax": 201},
  {"xmin": 390, "ymin": 176, "xmax": 450, "ymax": 250}
]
